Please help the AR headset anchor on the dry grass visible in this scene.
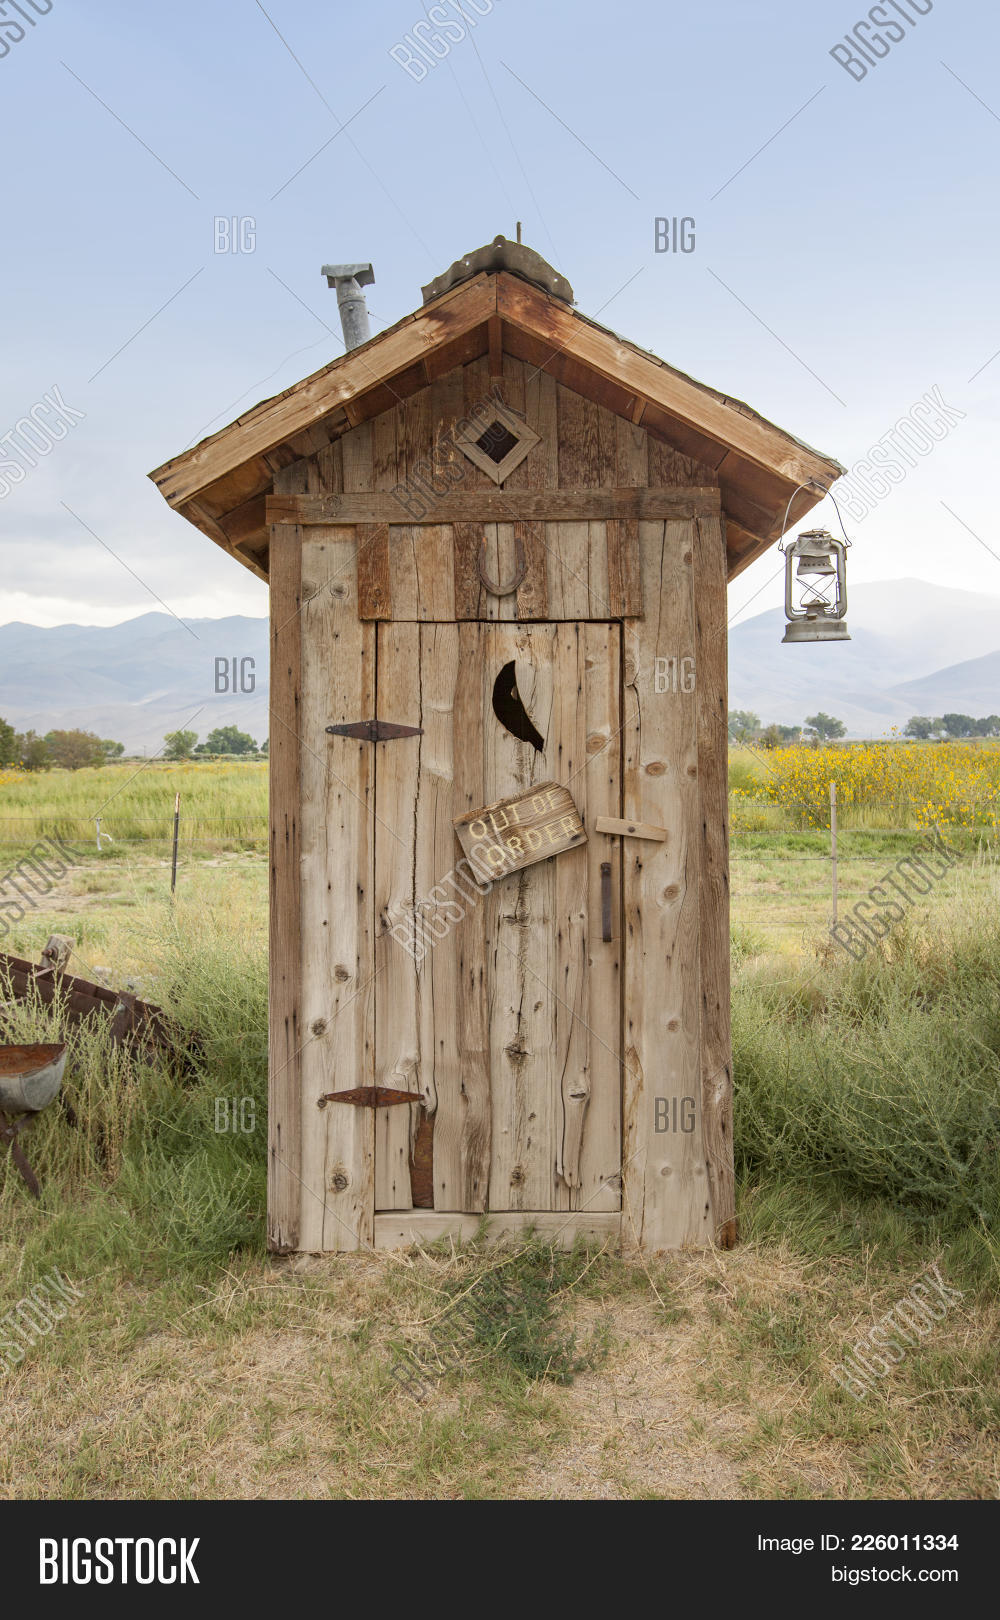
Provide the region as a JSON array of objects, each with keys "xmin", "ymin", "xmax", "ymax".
[
  {"xmin": 0, "ymin": 786, "xmax": 997, "ymax": 1500},
  {"xmin": 1, "ymin": 1224, "xmax": 991, "ymax": 1503},
  {"xmin": 2, "ymin": 1234, "xmax": 995, "ymax": 1500}
]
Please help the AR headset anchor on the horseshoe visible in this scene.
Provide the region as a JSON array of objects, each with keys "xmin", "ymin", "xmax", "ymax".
[{"xmin": 478, "ymin": 534, "xmax": 527, "ymax": 597}]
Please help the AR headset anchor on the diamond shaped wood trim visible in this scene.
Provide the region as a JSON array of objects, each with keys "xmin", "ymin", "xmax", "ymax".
[{"xmin": 454, "ymin": 401, "xmax": 541, "ymax": 486}]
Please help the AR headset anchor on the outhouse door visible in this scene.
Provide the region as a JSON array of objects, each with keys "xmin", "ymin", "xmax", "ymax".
[{"xmin": 372, "ymin": 620, "xmax": 623, "ymax": 1218}]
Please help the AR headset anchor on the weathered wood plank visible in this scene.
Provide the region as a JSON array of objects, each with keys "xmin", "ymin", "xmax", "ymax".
[
  {"xmin": 462, "ymin": 357, "xmax": 498, "ymax": 491},
  {"xmin": 648, "ymin": 434, "xmax": 711, "ymax": 488},
  {"xmin": 549, "ymin": 624, "xmax": 623, "ymax": 1209},
  {"xmin": 522, "ymin": 360, "xmax": 560, "ymax": 487},
  {"xmin": 496, "ymin": 355, "xmax": 528, "ymax": 489},
  {"xmin": 602, "ymin": 401, "xmax": 645, "ymax": 615},
  {"xmin": 428, "ymin": 365, "xmax": 466, "ymax": 471},
  {"xmin": 605, "ymin": 518, "xmax": 642, "ymax": 618},
  {"xmin": 693, "ymin": 510, "xmax": 736, "ymax": 1246},
  {"xmin": 390, "ymin": 389, "xmax": 432, "ymax": 621},
  {"xmin": 217, "ymin": 491, "xmax": 268, "ymax": 549},
  {"xmin": 267, "ymin": 522, "xmax": 302, "ymax": 1253},
  {"xmin": 412, "ymin": 525, "xmax": 456, "ymax": 619},
  {"xmin": 621, "ymin": 520, "xmax": 713, "ymax": 1250},
  {"xmin": 356, "ymin": 523, "xmax": 392, "ymax": 619},
  {"xmin": 586, "ymin": 405, "xmax": 617, "ymax": 616},
  {"xmin": 341, "ymin": 420, "xmax": 373, "ymax": 494},
  {"xmin": 487, "ymin": 522, "xmax": 519, "ymax": 622},
  {"xmin": 453, "ymin": 521, "xmax": 487, "ymax": 618},
  {"xmin": 500, "ymin": 359, "xmax": 551, "ymax": 618},
  {"xmin": 551, "ymin": 626, "xmax": 591, "ymax": 1206},
  {"xmin": 453, "ymin": 623, "xmax": 492, "ymax": 1210},
  {"xmin": 374, "ymin": 622, "xmax": 424, "ymax": 1210},
  {"xmin": 559, "ymin": 386, "xmax": 600, "ymax": 487},
  {"xmin": 555, "ymin": 386, "xmax": 598, "ymax": 618},
  {"xmin": 373, "ymin": 1210, "xmax": 620, "ymax": 1247},
  {"xmin": 371, "ymin": 407, "xmax": 397, "ymax": 493},
  {"xmin": 347, "ymin": 421, "xmax": 388, "ymax": 619},
  {"xmin": 412, "ymin": 623, "xmax": 462, "ymax": 1209},
  {"xmin": 488, "ymin": 312, "xmax": 503, "ymax": 381},
  {"xmin": 344, "ymin": 516, "xmax": 650, "ymax": 622},
  {"xmin": 514, "ymin": 520, "xmax": 548, "ymax": 618},
  {"xmin": 408, "ymin": 1110, "xmax": 434, "ymax": 1208},
  {"xmin": 298, "ymin": 533, "xmax": 376, "ymax": 1250},
  {"xmin": 428, "ymin": 367, "xmax": 467, "ymax": 619},
  {"xmin": 575, "ymin": 623, "xmax": 623, "ymax": 1210},
  {"xmin": 521, "ymin": 363, "xmax": 560, "ymax": 622},
  {"xmin": 266, "ymin": 488, "xmax": 722, "ymax": 524},
  {"xmin": 486, "ymin": 625, "xmax": 558, "ymax": 1210},
  {"xmin": 315, "ymin": 434, "xmax": 343, "ymax": 495},
  {"xmin": 616, "ymin": 414, "xmax": 648, "ymax": 485}
]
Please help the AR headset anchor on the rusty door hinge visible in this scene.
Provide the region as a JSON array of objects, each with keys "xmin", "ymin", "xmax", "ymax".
[
  {"xmin": 325, "ymin": 720, "xmax": 423, "ymax": 742},
  {"xmin": 322, "ymin": 1087, "xmax": 424, "ymax": 1108}
]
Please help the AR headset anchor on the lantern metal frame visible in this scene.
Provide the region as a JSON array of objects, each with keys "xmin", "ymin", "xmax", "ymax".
[{"xmin": 777, "ymin": 483, "xmax": 852, "ymax": 645}]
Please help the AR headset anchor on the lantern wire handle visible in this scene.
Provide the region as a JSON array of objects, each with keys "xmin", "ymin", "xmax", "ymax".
[{"xmin": 777, "ymin": 479, "xmax": 852, "ymax": 553}]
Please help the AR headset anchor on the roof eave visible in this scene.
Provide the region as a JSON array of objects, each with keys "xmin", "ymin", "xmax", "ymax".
[{"xmin": 149, "ymin": 268, "xmax": 843, "ymax": 584}]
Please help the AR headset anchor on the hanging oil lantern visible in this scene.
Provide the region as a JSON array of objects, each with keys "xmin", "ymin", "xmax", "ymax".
[{"xmin": 781, "ymin": 528, "xmax": 850, "ymax": 643}]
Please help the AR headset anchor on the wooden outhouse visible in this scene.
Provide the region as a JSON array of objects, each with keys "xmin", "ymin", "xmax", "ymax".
[{"xmin": 151, "ymin": 237, "xmax": 841, "ymax": 1254}]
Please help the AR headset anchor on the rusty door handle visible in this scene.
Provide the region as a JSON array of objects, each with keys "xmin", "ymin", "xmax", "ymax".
[{"xmin": 600, "ymin": 861, "xmax": 612, "ymax": 942}]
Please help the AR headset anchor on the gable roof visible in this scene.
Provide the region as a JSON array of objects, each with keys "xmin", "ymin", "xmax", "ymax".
[{"xmin": 149, "ymin": 264, "xmax": 843, "ymax": 584}]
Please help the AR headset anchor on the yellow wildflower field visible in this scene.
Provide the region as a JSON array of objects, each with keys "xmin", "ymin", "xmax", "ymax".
[{"xmin": 731, "ymin": 741, "xmax": 1000, "ymax": 833}]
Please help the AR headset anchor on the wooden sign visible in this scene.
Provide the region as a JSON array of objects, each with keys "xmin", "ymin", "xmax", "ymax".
[{"xmin": 454, "ymin": 781, "xmax": 586, "ymax": 877}]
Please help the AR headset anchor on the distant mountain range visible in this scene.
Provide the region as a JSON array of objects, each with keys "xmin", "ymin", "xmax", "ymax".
[
  {"xmin": 0, "ymin": 579, "xmax": 997, "ymax": 749},
  {"xmin": 729, "ymin": 579, "xmax": 1000, "ymax": 736},
  {"xmin": 0, "ymin": 615, "xmax": 269, "ymax": 754}
]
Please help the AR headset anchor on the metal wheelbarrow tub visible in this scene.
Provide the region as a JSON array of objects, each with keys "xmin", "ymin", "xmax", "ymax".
[{"xmin": 0, "ymin": 1043, "xmax": 67, "ymax": 1113}]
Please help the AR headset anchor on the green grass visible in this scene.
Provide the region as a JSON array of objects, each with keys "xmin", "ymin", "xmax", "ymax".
[
  {"xmin": 732, "ymin": 912, "xmax": 1000, "ymax": 1269},
  {"xmin": 0, "ymin": 760, "xmax": 267, "ymax": 859},
  {"xmin": 0, "ymin": 773, "xmax": 998, "ymax": 1496}
]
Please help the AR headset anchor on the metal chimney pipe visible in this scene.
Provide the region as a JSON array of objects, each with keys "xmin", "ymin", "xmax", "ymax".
[{"xmin": 321, "ymin": 262, "xmax": 374, "ymax": 350}]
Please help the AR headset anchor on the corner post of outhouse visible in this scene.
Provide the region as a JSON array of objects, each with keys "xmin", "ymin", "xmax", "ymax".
[
  {"xmin": 267, "ymin": 518, "xmax": 303, "ymax": 1252},
  {"xmin": 694, "ymin": 508, "xmax": 737, "ymax": 1247}
]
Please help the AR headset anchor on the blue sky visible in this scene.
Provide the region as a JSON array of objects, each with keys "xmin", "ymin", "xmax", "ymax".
[{"xmin": 1, "ymin": 0, "xmax": 998, "ymax": 631}]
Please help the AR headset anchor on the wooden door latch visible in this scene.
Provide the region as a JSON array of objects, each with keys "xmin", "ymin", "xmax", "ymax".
[
  {"xmin": 594, "ymin": 816, "xmax": 668, "ymax": 841},
  {"xmin": 595, "ymin": 816, "xmax": 670, "ymax": 944}
]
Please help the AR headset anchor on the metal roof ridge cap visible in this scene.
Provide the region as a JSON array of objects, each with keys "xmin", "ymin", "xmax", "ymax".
[{"xmin": 422, "ymin": 235, "xmax": 574, "ymax": 306}]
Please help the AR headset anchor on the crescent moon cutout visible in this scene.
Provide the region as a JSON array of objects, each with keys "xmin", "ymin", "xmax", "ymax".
[{"xmin": 492, "ymin": 660, "xmax": 545, "ymax": 752}]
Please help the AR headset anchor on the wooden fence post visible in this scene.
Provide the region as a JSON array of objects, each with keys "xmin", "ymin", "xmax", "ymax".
[
  {"xmin": 830, "ymin": 780, "xmax": 838, "ymax": 925},
  {"xmin": 170, "ymin": 792, "xmax": 180, "ymax": 895}
]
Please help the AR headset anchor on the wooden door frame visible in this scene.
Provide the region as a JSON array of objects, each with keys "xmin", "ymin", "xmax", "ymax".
[{"xmin": 267, "ymin": 506, "xmax": 735, "ymax": 1254}]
